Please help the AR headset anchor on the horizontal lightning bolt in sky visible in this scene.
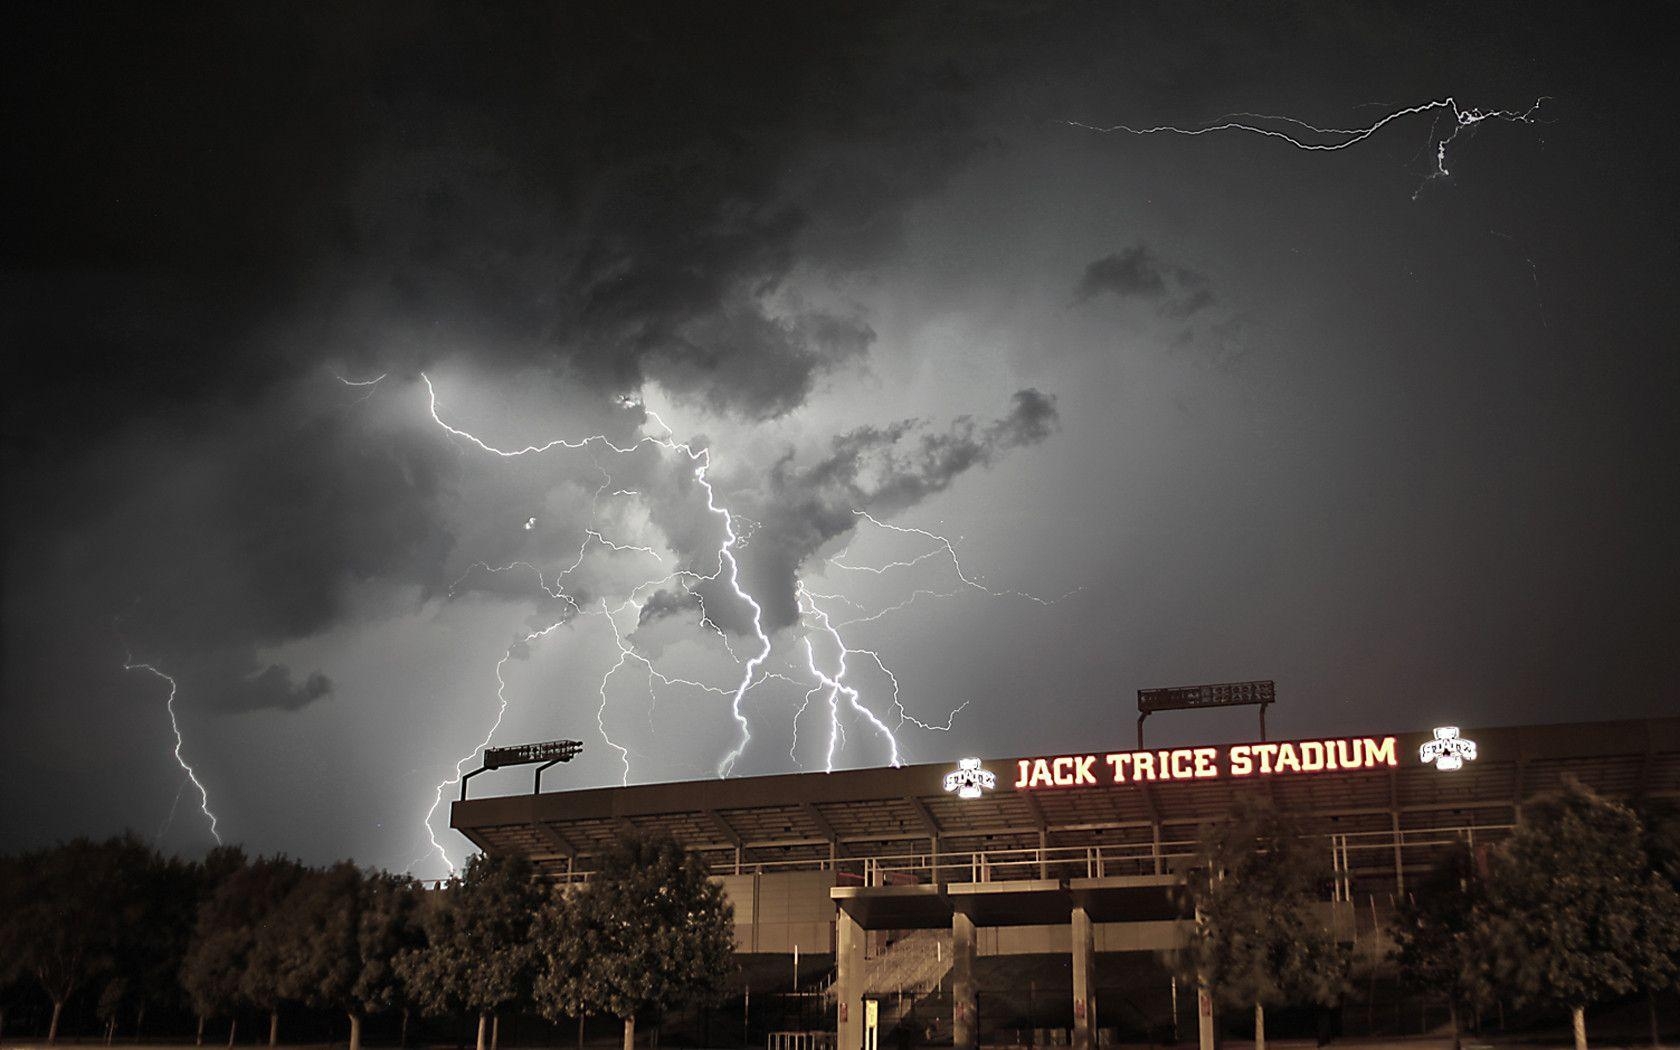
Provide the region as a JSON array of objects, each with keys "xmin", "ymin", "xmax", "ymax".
[{"xmin": 1069, "ymin": 96, "xmax": 1547, "ymax": 197}]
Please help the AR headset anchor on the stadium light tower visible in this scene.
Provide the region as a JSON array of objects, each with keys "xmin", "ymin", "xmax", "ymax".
[
  {"xmin": 459, "ymin": 739, "xmax": 584, "ymax": 800},
  {"xmin": 1136, "ymin": 680, "xmax": 1275, "ymax": 749}
]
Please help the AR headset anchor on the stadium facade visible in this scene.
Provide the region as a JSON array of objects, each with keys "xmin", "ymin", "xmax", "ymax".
[{"xmin": 452, "ymin": 716, "xmax": 1680, "ymax": 1050}]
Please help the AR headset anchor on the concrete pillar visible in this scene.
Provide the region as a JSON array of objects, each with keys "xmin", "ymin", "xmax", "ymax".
[
  {"xmin": 1196, "ymin": 975, "xmax": 1215, "ymax": 1050},
  {"xmin": 837, "ymin": 908, "xmax": 864, "ymax": 1050},
  {"xmin": 953, "ymin": 911, "xmax": 978, "ymax": 1050},
  {"xmin": 1390, "ymin": 812, "xmax": 1404, "ymax": 894},
  {"xmin": 1038, "ymin": 828, "xmax": 1050, "ymax": 878},
  {"xmin": 1071, "ymin": 905, "xmax": 1097, "ymax": 1050}
]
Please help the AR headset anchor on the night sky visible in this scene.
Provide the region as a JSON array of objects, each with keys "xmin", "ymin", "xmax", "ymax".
[{"xmin": 4, "ymin": 3, "xmax": 1676, "ymax": 876}]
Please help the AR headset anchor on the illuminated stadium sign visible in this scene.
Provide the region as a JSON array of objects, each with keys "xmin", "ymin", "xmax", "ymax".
[
  {"xmin": 1419, "ymin": 726, "xmax": 1477, "ymax": 771},
  {"xmin": 943, "ymin": 757, "xmax": 997, "ymax": 799},
  {"xmin": 1010, "ymin": 735, "xmax": 1400, "ymax": 789}
]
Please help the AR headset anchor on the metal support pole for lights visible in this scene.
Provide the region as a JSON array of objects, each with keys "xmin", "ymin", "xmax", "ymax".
[{"xmin": 533, "ymin": 758, "xmax": 561, "ymax": 794}]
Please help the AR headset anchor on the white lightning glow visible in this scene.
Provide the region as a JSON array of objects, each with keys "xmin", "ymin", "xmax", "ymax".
[
  {"xmin": 419, "ymin": 375, "xmax": 773, "ymax": 839},
  {"xmin": 1069, "ymin": 96, "xmax": 1547, "ymax": 196},
  {"xmin": 797, "ymin": 585, "xmax": 903, "ymax": 771},
  {"xmin": 123, "ymin": 658, "xmax": 223, "ymax": 845},
  {"xmin": 419, "ymin": 618, "xmax": 567, "ymax": 873},
  {"xmin": 412, "ymin": 373, "xmax": 1063, "ymax": 873}
]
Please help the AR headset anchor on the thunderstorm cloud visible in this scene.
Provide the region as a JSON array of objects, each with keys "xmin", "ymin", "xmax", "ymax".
[
  {"xmin": 5, "ymin": 1, "xmax": 1676, "ymax": 869},
  {"xmin": 696, "ymin": 388, "xmax": 1061, "ymax": 632},
  {"xmin": 1075, "ymin": 245, "xmax": 1215, "ymax": 319}
]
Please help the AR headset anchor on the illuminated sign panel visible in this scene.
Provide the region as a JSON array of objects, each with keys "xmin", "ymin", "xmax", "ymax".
[
  {"xmin": 943, "ymin": 757, "xmax": 997, "ymax": 799},
  {"xmin": 1419, "ymin": 727, "xmax": 1477, "ymax": 771},
  {"xmin": 1009, "ymin": 735, "xmax": 1400, "ymax": 789}
]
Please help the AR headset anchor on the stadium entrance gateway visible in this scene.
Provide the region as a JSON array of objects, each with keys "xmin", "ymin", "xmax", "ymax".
[{"xmin": 449, "ymin": 717, "xmax": 1678, "ymax": 1050}]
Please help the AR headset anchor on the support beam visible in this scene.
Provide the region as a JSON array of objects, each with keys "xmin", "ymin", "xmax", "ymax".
[
  {"xmin": 1020, "ymin": 792, "xmax": 1050, "ymax": 830},
  {"xmin": 1389, "ymin": 769, "xmax": 1404, "ymax": 894},
  {"xmin": 533, "ymin": 821, "xmax": 576, "ymax": 857},
  {"xmin": 1072, "ymin": 905, "xmax": 1097, "ymax": 1050},
  {"xmin": 953, "ymin": 911, "xmax": 978, "ymax": 1050},
  {"xmin": 802, "ymin": 802, "xmax": 845, "ymax": 856},
  {"xmin": 904, "ymin": 795, "xmax": 941, "ymax": 835},
  {"xmin": 704, "ymin": 809, "xmax": 743, "ymax": 849},
  {"xmin": 904, "ymin": 796, "xmax": 942, "ymax": 882},
  {"xmin": 837, "ymin": 908, "xmax": 864, "ymax": 1050}
]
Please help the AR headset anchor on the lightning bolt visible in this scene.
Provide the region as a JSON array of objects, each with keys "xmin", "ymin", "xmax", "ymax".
[
  {"xmin": 1069, "ymin": 96, "xmax": 1547, "ymax": 197},
  {"xmin": 796, "ymin": 585, "xmax": 904, "ymax": 771},
  {"xmin": 402, "ymin": 373, "xmax": 1054, "ymax": 871},
  {"xmin": 122, "ymin": 657, "xmax": 223, "ymax": 845},
  {"xmin": 417, "ymin": 373, "xmax": 775, "ymax": 871},
  {"xmin": 418, "ymin": 618, "xmax": 567, "ymax": 873}
]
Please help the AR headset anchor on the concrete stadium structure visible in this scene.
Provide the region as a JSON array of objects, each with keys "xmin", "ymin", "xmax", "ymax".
[{"xmin": 451, "ymin": 717, "xmax": 1680, "ymax": 1050}]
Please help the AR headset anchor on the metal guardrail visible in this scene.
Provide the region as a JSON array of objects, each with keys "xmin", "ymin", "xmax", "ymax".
[{"xmin": 541, "ymin": 822, "xmax": 1509, "ymax": 896}]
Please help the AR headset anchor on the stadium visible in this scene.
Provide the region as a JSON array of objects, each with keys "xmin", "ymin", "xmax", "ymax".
[{"xmin": 451, "ymin": 712, "xmax": 1680, "ymax": 1050}]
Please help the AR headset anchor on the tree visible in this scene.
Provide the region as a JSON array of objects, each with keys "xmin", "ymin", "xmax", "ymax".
[
  {"xmin": 254, "ymin": 863, "xmax": 415, "ymax": 1050},
  {"xmin": 532, "ymin": 888, "xmax": 597, "ymax": 1050},
  {"xmin": 355, "ymin": 871, "xmax": 426, "ymax": 1047},
  {"xmin": 0, "ymin": 853, "xmax": 29, "ymax": 1041},
  {"xmin": 7, "ymin": 836, "xmax": 156, "ymax": 1043},
  {"xmin": 1480, "ymin": 777, "xmax": 1680, "ymax": 1050},
  {"xmin": 534, "ymin": 834, "xmax": 735, "ymax": 1050},
  {"xmin": 1636, "ymin": 798, "xmax": 1680, "ymax": 1045},
  {"xmin": 183, "ymin": 852, "xmax": 306, "ymax": 1047},
  {"xmin": 123, "ymin": 849, "xmax": 210, "ymax": 1040},
  {"xmin": 397, "ymin": 854, "xmax": 544, "ymax": 1050},
  {"xmin": 0, "ymin": 852, "xmax": 28, "ymax": 1043},
  {"xmin": 1390, "ymin": 843, "xmax": 1486, "ymax": 1050},
  {"xmin": 1175, "ymin": 800, "xmax": 1347, "ymax": 1050}
]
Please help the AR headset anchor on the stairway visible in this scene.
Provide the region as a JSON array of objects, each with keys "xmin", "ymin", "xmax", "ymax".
[{"xmin": 822, "ymin": 930, "xmax": 955, "ymax": 1039}]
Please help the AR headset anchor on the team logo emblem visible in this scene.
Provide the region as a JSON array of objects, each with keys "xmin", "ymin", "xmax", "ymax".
[
  {"xmin": 1419, "ymin": 727, "xmax": 1477, "ymax": 772},
  {"xmin": 943, "ymin": 757, "xmax": 996, "ymax": 799}
]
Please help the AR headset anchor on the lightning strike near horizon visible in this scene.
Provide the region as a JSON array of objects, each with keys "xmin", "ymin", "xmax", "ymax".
[
  {"xmin": 797, "ymin": 585, "xmax": 903, "ymax": 771},
  {"xmin": 418, "ymin": 374, "xmax": 774, "ymax": 840},
  {"xmin": 123, "ymin": 657, "xmax": 223, "ymax": 845},
  {"xmin": 1069, "ymin": 96, "xmax": 1547, "ymax": 196},
  {"xmin": 406, "ymin": 372, "xmax": 1057, "ymax": 871},
  {"xmin": 418, "ymin": 618, "xmax": 567, "ymax": 873}
]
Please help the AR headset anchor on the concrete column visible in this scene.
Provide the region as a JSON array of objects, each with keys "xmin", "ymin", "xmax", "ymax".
[
  {"xmin": 952, "ymin": 911, "xmax": 978, "ymax": 1050},
  {"xmin": 1196, "ymin": 975, "xmax": 1215, "ymax": 1050},
  {"xmin": 1390, "ymin": 812, "xmax": 1404, "ymax": 894},
  {"xmin": 837, "ymin": 908, "xmax": 864, "ymax": 1050},
  {"xmin": 1071, "ymin": 905, "xmax": 1097, "ymax": 1050}
]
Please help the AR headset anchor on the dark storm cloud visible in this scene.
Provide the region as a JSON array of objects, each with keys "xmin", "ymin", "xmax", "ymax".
[
  {"xmin": 217, "ymin": 664, "xmax": 334, "ymax": 714},
  {"xmin": 4, "ymin": 4, "xmax": 998, "ymax": 441},
  {"xmin": 696, "ymin": 389, "xmax": 1060, "ymax": 632},
  {"xmin": 1075, "ymin": 245, "xmax": 1214, "ymax": 319},
  {"xmin": 638, "ymin": 588, "xmax": 703, "ymax": 626},
  {"xmin": 3, "ymin": 3, "xmax": 1020, "ymax": 720}
]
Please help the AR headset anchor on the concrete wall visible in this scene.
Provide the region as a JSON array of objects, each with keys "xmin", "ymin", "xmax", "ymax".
[
  {"xmin": 978, "ymin": 921, "xmax": 1191, "ymax": 955},
  {"xmin": 716, "ymin": 869, "xmax": 839, "ymax": 953}
]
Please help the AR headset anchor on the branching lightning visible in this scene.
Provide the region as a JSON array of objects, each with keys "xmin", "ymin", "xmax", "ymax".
[
  {"xmin": 122, "ymin": 657, "xmax": 223, "ymax": 845},
  {"xmin": 403, "ymin": 373, "xmax": 1063, "ymax": 872},
  {"xmin": 1069, "ymin": 96, "xmax": 1547, "ymax": 197},
  {"xmin": 418, "ymin": 618, "xmax": 567, "ymax": 872}
]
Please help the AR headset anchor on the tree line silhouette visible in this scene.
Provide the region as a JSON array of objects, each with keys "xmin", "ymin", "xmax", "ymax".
[{"xmin": 0, "ymin": 834, "xmax": 733, "ymax": 1050}]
